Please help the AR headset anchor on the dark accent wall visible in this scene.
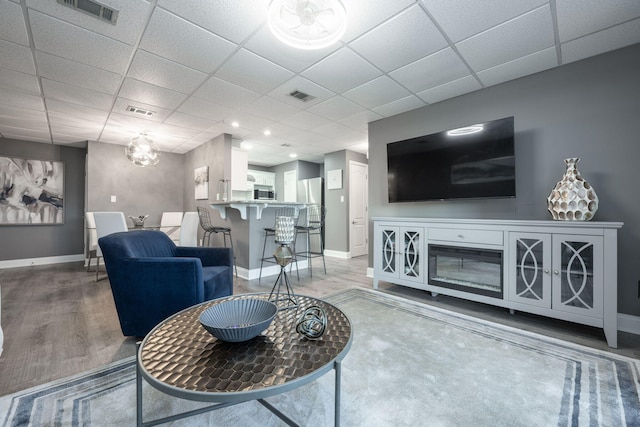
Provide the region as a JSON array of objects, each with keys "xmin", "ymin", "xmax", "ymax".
[
  {"xmin": 0, "ymin": 138, "xmax": 86, "ymax": 261},
  {"xmin": 368, "ymin": 43, "xmax": 640, "ymax": 315}
]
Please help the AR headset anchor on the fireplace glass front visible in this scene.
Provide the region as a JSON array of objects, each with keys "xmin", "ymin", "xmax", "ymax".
[{"xmin": 428, "ymin": 245, "xmax": 503, "ymax": 298}]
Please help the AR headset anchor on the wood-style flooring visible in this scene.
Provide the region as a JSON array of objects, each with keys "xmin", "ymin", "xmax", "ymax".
[{"xmin": 1, "ymin": 256, "xmax": 639, "ymax": 397}]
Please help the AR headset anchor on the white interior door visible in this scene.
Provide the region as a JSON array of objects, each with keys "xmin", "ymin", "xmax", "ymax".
[
  {"xmin": 284, "ymin": 170, "xmax": 297, "ymax": 202},
  {"xmin": 349, "ymin": 161, "xmax": 368, "ymax": 257}
]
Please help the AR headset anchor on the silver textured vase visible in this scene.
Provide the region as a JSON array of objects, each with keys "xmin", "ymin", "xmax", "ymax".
[{"xmin": 547, "ymin": 158, "xmax": 598, "ymax": 221}]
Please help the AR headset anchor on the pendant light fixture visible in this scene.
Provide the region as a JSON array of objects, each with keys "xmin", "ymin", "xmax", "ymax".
[
  {"xmin": 267, "ymin": 0, "xmax": 347, "ymax": 50},
  {"xmin": 125, "ymin": 133, "xmax": 159, "ymax": 167}
]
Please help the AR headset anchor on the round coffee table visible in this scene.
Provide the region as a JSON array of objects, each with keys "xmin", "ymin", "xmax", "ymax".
[{"xmin": 136, "ymin": 293, "xmax": 352, "ymax": 426}]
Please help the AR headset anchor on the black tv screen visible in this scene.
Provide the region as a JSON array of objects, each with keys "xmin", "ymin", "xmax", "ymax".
[{"xmin": 387, "ymin": 116, "xmax": 515, "ymax": 202}]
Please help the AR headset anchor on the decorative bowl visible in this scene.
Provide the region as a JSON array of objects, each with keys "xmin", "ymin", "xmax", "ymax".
[
  {"xmin": 129, "ymin": 215, "xmax": 148, "ymax": 226},
  {"xmin": 199, "ymin": 299, "xmax": 278, "ymax": 342}
]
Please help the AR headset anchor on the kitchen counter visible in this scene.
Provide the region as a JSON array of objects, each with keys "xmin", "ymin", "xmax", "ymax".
[{"xmin": 210, "ymin": 200, "xmax": 307, "ymax": 220}]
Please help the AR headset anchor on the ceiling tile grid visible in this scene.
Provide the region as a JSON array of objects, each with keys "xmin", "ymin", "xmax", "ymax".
[{"xmin": 0, "ymin": 1, "xmax": 638, "ymax": 166}]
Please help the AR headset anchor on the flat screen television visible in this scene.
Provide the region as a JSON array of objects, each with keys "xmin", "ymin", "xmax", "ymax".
[{"xmin": 387, "ymin": 116, "xmax": 515, "ymax": 203}]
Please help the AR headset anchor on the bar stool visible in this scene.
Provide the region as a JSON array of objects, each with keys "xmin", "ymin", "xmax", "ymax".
[
  {"xmin": 294, "ymin": 204, "xmax": 326, "ymax": 277},
  {"xmin": 259, "ymin": 207, "xmax": 299, "ymax": 280},
  {"xmin": 197, "ymin": 207, "xmax": 237, "ymax": 277}
]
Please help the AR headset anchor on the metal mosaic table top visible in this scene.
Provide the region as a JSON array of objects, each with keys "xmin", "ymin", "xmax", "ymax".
[{"xmin": 138, "ymin": 293, "xmax": 352, "ymax": 402}]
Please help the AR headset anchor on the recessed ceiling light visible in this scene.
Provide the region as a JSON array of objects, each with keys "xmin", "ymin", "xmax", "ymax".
[
  {"xmin": 289, "ymin": 153, "xmax": 298, "ymax": 158},
  {"xmin": 231, "ymin": 121, "xmax": 239, "ymax": 128},
  {"xmin": 264, "ymin": 130, "xmax": 271, "ymax": 136},
  {"xmin": 240, "ymin": 141, "xmax": 253, "ymax": 150}
]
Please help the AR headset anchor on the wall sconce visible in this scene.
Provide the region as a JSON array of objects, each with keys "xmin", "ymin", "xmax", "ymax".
[
  {"xmin": 125, "ymin": 134, "xmax": 159, "ymax": 167},
  {"xmin": 267, "ymin": 0, "xmax": 347, "ymax": 50}
]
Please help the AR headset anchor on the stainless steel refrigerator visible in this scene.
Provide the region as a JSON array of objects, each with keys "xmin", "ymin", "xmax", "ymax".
[
  {"xmin": 297, "ymin": 177, "xmax": 324, "ymax": 254},
  {"xmin": 297, "ymin": 177, "xmax": 323, "ymax": 206}
]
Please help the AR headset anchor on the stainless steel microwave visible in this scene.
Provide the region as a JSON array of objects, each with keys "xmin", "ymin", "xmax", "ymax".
[{"xmin": 254, "ymin": 189, "xmax": 275, "ymax": 200}]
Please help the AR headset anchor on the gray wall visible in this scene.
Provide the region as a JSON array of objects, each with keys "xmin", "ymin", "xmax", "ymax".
[
  {"xmin": 325, "ymin": 149, "xmax": 368, "ymax": 253},
  {"xmin": 87, "ymin": 141, "xmax": 184, "ymax": 228},
  {"xmin": 0, "ymin": 138, "xmax": 86, "ymax": 261},
  {"xmin": 271, "ymin": 160, "xmax": 322, "ymax": 201},
  {"xmin": 368, "ymin": 43, "xmax": 640, "ymax": 315}
]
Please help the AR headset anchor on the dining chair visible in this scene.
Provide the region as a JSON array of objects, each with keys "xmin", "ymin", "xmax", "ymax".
[
  {"xmin": 179, "ymin": 212, "xmax": 199, "ymax": 247},
  {"xmin": 93, "ymin": 211, "xmax": 128, "ymax": 281},
  {"xmin": 160, "ymin": 212, "xmax": 183, "ymax": 243}
]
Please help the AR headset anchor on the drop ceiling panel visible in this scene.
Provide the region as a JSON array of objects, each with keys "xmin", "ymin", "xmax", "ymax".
[
  {"xmin": 0, "ymin": 105, "xmax": 46, "ymax": 122},
  {"xmin": 456, "ymin": 5, "xmax": 555, "ymax": 72},
  {"xmin": 561, "ymin": 19, "xmax": 640, "ymax": 64},
  {"xmin": 214, "ymin": 49, "xmax": 294, "ymax": 94},
  {"xmin": 225, "ymin": 110, "xmax": 274, "ymax": 133},
  {"xmin": 138, "ymin": 8, "xmax": 237, "ymax": 74},
  {"xmin": 244, "ymin": 26, "xmax": 339, "ymax": 73},
  {"xmin": 303, "ymin": 48, "xmax": 382, "ymax": 94},
  {"xmin": 157, "ymin": 0, "xmax": 265, "ymax": 44},
  {"xmin": 390, "ymin": 48, "xmax": 470, "ymax": 93},
  {"xmin": 29, "ymin": 10, "xmax": 131, "ymax": 74},
  {"xmin": 417, "ymin": 75, "xmax": 482, "ymax": 104},
  {"xmin": 48, "ymin": 111, "xmax": 105, "ymax": 129},
  {"xmin": 118, "ymin": 78, "xmax": 187, "ymax": 111},
  {"xmin": 267, "ymin": 76, "xmax": 335, "ymax": 109},
  {"xmin": 339, "ymin": 110, "xmax": 384, "ymax": 133},
  {"xmin": 372, "ymin": 95, "xmax": 427, "ymax": 117},
  {"xmin": 0, "ymin": 116, "xmax": 49, "ymax": 133},
  {"xmin": 50, "ymin": 123, "xmax": 101, "ymax": 140},
  {"xmin": 41, "ymin": 78, "xmax": 114, "ymax": 110},
  {"xmin": 163, "ymin": 111, "xmax": 217, "ymax": 132},
  {"xmin": 477, "ymin": 47, "xmax": 558, "ymax": 87},
  {"xmin": 343, "ymin": 76, "xmax": 411, "ymax": 109},
  {"xmin": 46, "ymin": 99, "xmax": 109, "ymax": 122},
  {"xmin": 25, "ymin": 0, "xmax": 152, "ymax": 45},
  {"xmin": 155, "ymin": 123, "xmax": 201, "ymax": 139},
  {"xmin": 349, "ymin": 5, "xmax": 448, "ymax": 72},
  {"xmin": 286, "ymin": 110, "xmax": 333, "ymax": 131},
  {"xmin": 0, "ymin": 39, "xmax": 36, "ymax": 74},
  {"xmin": 35, "ymin": 51, "xmax": 122, "ymax": 95},
  {"xmin": 127, "ymin": 50, "xmax": 208, "ymax": 95},
  {"xmin": 308, "ymin": 96, "xmax": 365, "ymax": 122},
  {"xmin": 0, "ymin": 125, "xmax": 51, "ymax": 142},
  {"xmin": 0, "ymin": 68, "xmax": 40, "ymax": 95},
  {"xmin": 104, "ymin": 112, "xmax": 162, "ymax": 133},
  {"xmin": 341, "ymin": 0, "xmax": 415, "ymax": 43},
  {"xmin": 0, "ymin": 0, "xmax": 29, "ymax": 45},
  {"xmin": 556, "ymin": 0, "xmax": 640, "ymax": 42},
  {"xmin": 243, "ymin": 96, "xmax": 300, "ymax": 122},
  {"xmin": 176, "ymin": 97, "xmax": 233, "ymax": 122},
  {"xmin": 0, "ymin": 87, "xmax": 44, "ymax": 111},
  {"xmin": 421, "ymin": 0, "xmax": 547, "ymax": 43},
  {"xmin": 192, "ymin": 77, "xmax": 260, "ymax": 110}
]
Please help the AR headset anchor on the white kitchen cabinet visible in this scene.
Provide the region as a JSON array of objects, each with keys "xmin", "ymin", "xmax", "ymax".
[
  {"xmin": 373, "ymin": 218, "xmax": 622, "ymax": 347},
  {"xmin": 231, "ymin": 148, "xmax": 248, "ymax": 191}
]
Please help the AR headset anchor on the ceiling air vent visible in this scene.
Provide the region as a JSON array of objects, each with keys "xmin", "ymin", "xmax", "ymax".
[
  {"xmin": 126, "ymin": 106, "xmax": 154, "ymax": 117},
  {"xmin": 288, "ymin": 90, "xmax": 315, "ymax": 102},
  {"xmin": 57, "ymin": 0, "xmax": 119, "ymax": 25}
]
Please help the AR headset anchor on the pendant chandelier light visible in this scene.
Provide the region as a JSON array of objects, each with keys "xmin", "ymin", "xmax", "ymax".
[
  {"xmin": 125, "ymin": 133, "xmax": 159, "ymax": 167},
  {"xmin": 267, "ymin": 0, "xmax": 347, "ymax": 50}
]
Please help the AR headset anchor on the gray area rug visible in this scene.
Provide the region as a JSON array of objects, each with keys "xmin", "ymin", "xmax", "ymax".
[{"xmin": 1, "ymin": 287, "xmax": 639, "ymax": 426}]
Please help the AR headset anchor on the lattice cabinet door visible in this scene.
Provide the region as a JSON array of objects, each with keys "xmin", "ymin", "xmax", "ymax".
[
  {"xmin": 399, "ymin": 227, "xmax": 424, "ymax": 283},
  {"xmin": 374, "ymin": 225, "xmax": 399, "ymax": 285},
  {"xmin": 508, "ymin": 233, "xmax": 552, "ymax": 308},
  {"xmin": 551, "ymin": 234, "xmax": 603, "ymax": 318}
]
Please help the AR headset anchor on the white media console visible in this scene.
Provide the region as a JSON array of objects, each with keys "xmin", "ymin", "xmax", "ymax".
[{"xmin": 372, "ymin": 218, "xmax": 623, "ymax": 347}]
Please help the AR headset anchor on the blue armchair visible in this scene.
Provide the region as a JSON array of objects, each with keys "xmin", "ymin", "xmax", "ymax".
[{"xmin": 98, "ymin": 230, "xmax": 234, "ymax": 336}]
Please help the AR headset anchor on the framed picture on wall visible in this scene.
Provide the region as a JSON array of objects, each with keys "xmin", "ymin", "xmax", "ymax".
[
  {"xmin": 195, "ymin": 166, "xmax": 209, "ymax": 200},
  {"xmin": 0, "ymin": 156, "xmax": 64, "ymax": 225}
]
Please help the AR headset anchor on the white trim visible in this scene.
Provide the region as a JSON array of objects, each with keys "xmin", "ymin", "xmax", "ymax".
[
  {"xmin": 324, "ymin": 250, "xmax": 350, "ymax": 259},
  {"xmin": 0, "ymin": 254, "xmax": 85, "ymax": 269},
  {"xmin": 366, "ymin": 267, "xmax": 374, "ymax": 278},
  {"xmin": 618, "ymin": 313, "xmax": 640, "ymax": 335}
]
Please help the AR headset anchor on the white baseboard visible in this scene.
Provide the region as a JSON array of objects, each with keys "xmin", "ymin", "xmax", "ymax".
[
  {"xmin": 0, "ymin": 254, "xmax": 85, "ymax": 269},
  {"xmin": 324, "ymin": 250, "xmax": 350, "ymax": 259},
  {"xmin": 617, "ymin": 313, "xmax": 640, "ymax": 335},
  {"xmin": 240, "ymin": 260, "xmax": 310, "ymax": 281}
]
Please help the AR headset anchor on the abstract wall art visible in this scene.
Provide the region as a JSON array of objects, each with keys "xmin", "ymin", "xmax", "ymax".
[
  {"xmin": 194, "ymin": 166, "xmax": 209, "ymax": 200},
  {"xmin": 0, "ymin": 156, "xmax": 64, "ymax": 225}
]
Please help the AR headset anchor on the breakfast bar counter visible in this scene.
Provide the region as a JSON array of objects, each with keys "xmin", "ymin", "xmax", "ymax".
[{"xmin": 207, "ymin": 201, "xmax": 309, "ymax": 280}]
